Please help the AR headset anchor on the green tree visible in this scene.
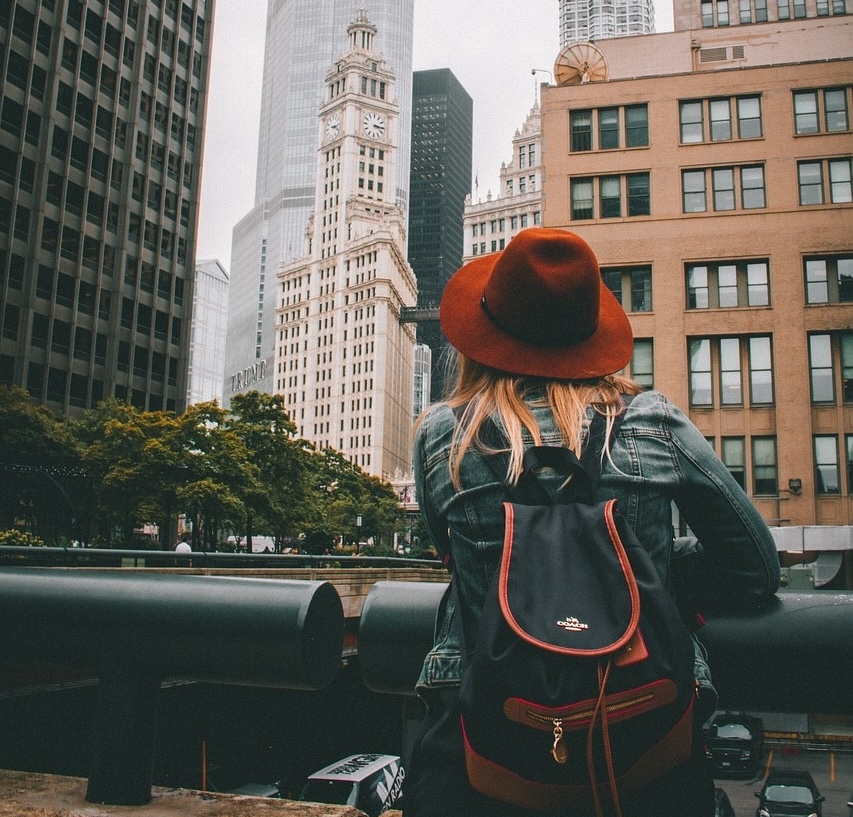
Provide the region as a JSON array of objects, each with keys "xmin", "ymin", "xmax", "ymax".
[
  {"xmin": 301, "ymin": 448, "xmax": 405, "ymax": 553},
  {"xmin": 74, "ymin": 399, "xmax": 181, "ymax": 546},
  {"xmin": 173, "ymin": 401, "xmax": 257, "ymax": 551},
  {"xmin": 226, "ymin": 392, "xmax": 313, "ymax": 550},
  {"xmin": 0, "ymin": 386, "xmax": 83, "ymax": 542}
]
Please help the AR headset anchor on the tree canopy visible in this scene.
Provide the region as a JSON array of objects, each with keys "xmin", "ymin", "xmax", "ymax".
[{"xmin": 0, "ymin": 386, "xmax": 408, "ymax": 552}]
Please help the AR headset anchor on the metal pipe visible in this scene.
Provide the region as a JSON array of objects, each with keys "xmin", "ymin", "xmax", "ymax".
[
  {"xmin": 0, "ymin": 568, "xmax": 346, "ymax": 805},
  {"xmin": 357, "ymin": 581, "xmax": 853, "ymax": 715},
  {"xmin": 0, "ymin": 568, "xmax": 344, "ymax": 688}
]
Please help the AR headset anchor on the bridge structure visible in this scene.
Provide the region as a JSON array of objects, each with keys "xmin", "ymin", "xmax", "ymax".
[
  {"xmin": 0, "ymin": 559, "xmax": 851, "ymax": 807},
  {"xmin": 398, "ymin": 305, "xmax": 439, "ymax": 324}
]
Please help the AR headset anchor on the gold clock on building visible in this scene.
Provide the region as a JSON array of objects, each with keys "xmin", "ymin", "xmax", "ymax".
[
  {"xmin": 325, "ymin": 113, "xmax": 341, "ymax": 141},
  {"xmin": 362, "ymin": 111, "xmax": 385, "ymax": 140},
  {"xmin": 554, "ymin": 41, "xmax": 609, "ymax": 85}
]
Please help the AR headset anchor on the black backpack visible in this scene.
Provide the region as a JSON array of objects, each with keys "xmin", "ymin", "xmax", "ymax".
[{"xmin": 454, "ymin": 409, "xmax": 697, "ymax": 816}]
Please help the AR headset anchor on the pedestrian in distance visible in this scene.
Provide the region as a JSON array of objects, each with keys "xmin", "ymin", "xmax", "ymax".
[{"xmin": 404, "ymin": 227, "xmax": 780, "ymax": 817}]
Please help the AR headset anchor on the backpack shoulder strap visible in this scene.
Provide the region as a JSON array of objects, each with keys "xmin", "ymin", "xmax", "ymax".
[{"xmin": 466, "ymin": 395, "xmax": 634, "ymax": 505}]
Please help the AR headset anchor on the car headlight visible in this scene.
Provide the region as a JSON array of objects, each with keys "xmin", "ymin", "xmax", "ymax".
[{"xmin": 759, "ymin": 809, "xmax": 771, "ymax": 817}]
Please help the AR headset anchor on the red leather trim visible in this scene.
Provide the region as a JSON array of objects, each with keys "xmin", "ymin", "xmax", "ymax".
[
  {"xmin": 498, "ymin": 499, "xmax": 640, "ymax": 656},
  {"xmin": 614, "ymin": 627, "xmax": 648, "ymax": 667},
  {"xmin": 503, "ymin": 678, "xmax": 678, "ymax": 732},
  {"xmin": 462, "ymin": 700, "xmax": 695, "ymax": 812}
]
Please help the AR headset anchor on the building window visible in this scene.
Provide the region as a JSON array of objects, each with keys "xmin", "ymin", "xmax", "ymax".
[
  {"xmin": 687, "ymin": 260, "xmax": 769, "ymax": 309},
  {"xmin": 741, "ymin": 165, "xmax": 766, "ymax": 208},
  {"xmin": 629, "ymin": 339, "xmax": 654, "ymax": 388},
  {"xmin": 571, "ymin": 178, "xmax": 594, "ymax": 219},
  {"xmin": 625, "ymin": 104, "xmax": 649, "ymax": 147},
  {"xmin": 682, "ymin": 170, "xmax": 707, "ymax": 212},
  {"xmin": 570, "ymin": 110, "xmax": 592, "ymax": 151},
  {"xmin": 599, "ymin": 107, "xmax": 619, "ymax": 149},
  {"xmin": 847, "ymin": 435, "xmax": 853, "ymax": 492},
  {"xmin": 721, "ymin": 437, "xmax": 746, "ymax": 489},
  {"xmin": 710, "ymin": 98, "xmax": 732, "ymax": 141},
  {"xmin": 682, "ymin": 165, "xmax": 765, "ymax": 212},
  {"xmin": 571, "ymin": 174, "xmax": 649, "ymax": 220},
  {"xmin": 680, "ymin": 101, "xmax": 703, "ymax": 143},
  {"xmin": 804, "ymin": 255, "xmax": 853, "ymax": 303},
  {"xmin": 737, "ymin": 96, "xmax": 763, "ymax": 138},
  {"xmin": 794, "ymin": 90, "xmax": 820, "ymax": 133},
  {"xmin": 799, "ymin": 158, "xmax": 853, "ymax": 204},
  {"xmin": 572, "ymin": 104, "xmax": 648, "ymax": 151},
  {"xmin": 814, "ymin": 436, "xmax": 840, "ymax": 494},
  {"xmin": 600, "ymin": 176, "xmax": 621, "ymax": 217},
  {"xmin": 603, "ymin": 266, "xmax": 653, "ymax": 312},
  {"xmin": 823, "ymin": 88, "xmax": 850, "ymax": 132},
  {"xmin": 713, "ymin": 168, "xmax": 735, "ymax": 210},
  {"xmin": 809, "ymin": 332, "xmax": 853, "ymax": 403},
  {"xmin": 627, "ymin": 173, "xmax": 650, "ymax": 215},
  {"xmin": 752, "ymin": 437, "xmax": 778, "ymax": 495},
  {"xmin": 680, "ymin": 95, "xmax": 761, "ymax": 143},
  {"xmin": 829, "ymin": 158, "xmax": 853, "ymax": 202},
  {"xmin": 749, "ymin": 336, "xmax": 773, "ymax": 404},
  {"xmin": 689, "ymin": 335, "xmax": 773, "ymax": 406}
]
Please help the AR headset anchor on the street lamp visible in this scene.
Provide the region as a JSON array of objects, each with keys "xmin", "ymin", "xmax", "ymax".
[{"xmin": 356, "ymin": 514, "xmax": 363, "ymax": 551}]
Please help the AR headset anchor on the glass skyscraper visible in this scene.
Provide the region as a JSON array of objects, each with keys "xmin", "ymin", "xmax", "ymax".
[
  {"xmin": 408, "ymin": 68, "xmax": 472, "ymax": 404},
  {"xmin": 224, "ymin": 0, "xmax": 414, "ymax": 406}
]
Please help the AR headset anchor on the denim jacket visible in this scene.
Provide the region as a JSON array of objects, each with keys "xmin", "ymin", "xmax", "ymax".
[{"xmin": 413, "ymin": 389, "xmax": 780, "ymax": 704}]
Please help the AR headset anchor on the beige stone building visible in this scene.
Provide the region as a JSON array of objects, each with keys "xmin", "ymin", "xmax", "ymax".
[
  {"xmin": 463, "ymin": 101, "xmax": 544, "ymax": 261},
  {"xmin": 275, "ymin": 13, "xmax": 417, "ymax": 479},
  {"xmin": 540, "ymin": 8, "xmax": 851, "ymax": 578}
]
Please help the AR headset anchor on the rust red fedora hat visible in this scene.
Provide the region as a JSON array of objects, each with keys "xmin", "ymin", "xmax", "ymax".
[{"xmin": 440, "ymin": 227, "xmax": 633, "ymax": 379}]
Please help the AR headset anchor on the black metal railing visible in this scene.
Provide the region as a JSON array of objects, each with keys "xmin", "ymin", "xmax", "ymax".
[
  {"xmin": 2, "ymin": 568, "xmax": 851, "ymax": 807},
  {"xmin": 358, "ymin": 580, "xmax": 853, "ymax": 716},
  {"xmin": 0, "ymin": 568, "xmax": 344, "ymax": 805},
  {"xmin": 0, "ymin": 545, "xmax": 443, "ymax": 571}
]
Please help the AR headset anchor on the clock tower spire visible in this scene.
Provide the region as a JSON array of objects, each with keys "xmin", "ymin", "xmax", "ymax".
[{"xmin": 275, "ymin": 11, "xmax": 417, "ymax": 479}]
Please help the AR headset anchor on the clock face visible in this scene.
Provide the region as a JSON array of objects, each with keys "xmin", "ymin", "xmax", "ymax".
[
  {"xmin": 362, "ymin": 111, "xmax": 385, "ymax": 140},
  {"xmin": 325, "ymin": 113, "xmax": 340, "ymax": 141}
]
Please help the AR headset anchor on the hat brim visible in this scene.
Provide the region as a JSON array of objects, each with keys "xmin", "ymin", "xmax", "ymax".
[{"xmin": 440, "ymin": 251, "xmax": 634, "ymax": 380}]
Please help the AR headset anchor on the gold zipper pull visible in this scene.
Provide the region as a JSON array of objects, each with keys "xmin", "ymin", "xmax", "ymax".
[{"xmin": 551, "ymin": 721, "xmax": 568, "ymax": 764}]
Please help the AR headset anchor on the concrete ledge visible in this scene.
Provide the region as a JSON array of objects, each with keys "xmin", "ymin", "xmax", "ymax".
[{"xmin": 0, "ymin": 770, "xmax": 387, "ymax": 816}]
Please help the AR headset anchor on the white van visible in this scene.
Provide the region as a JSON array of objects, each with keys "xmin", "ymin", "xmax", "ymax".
[{"xmin": 300, "ymin": 753, "xmax": 404, "ymax": 816}]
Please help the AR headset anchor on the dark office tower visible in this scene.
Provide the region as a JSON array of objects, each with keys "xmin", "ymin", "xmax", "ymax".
[
  {"xmin": 408, "ymin": 68, "xmax": 472, "ymax": 404},
  {"xmin": 0, "ymin": 0, "xmax": 214, "ymax": 415}
]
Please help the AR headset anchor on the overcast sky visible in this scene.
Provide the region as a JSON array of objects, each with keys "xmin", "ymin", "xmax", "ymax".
[{"xmin": 195, "ymin": 0, "xmax": 674, "ymax": 267}]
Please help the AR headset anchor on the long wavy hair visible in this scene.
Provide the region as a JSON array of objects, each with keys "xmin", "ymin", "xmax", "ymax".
[{"xmin": 434, "ymin": 353, "xmax": 644, "ymax": 489}]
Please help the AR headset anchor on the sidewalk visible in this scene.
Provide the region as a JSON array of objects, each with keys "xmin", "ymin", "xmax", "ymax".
[{"xmin": 0, "ymin": 769, "xmax": 373, "ymax": 817}]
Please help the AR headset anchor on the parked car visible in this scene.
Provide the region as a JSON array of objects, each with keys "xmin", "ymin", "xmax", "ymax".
[
  {"xmin": 299, "ymin": 753, "xmax": 404, "ymax": 817},
  {"xmin": 705, "ymin": 713, "xmax": 764, "ymax": 776},
  {"xmin": 755, "ymin": 769, "xmax": 824, "ymax": 817},
  {"xmin": 715, "ymin": 786, "xmax": 737, "ymax": 817}
]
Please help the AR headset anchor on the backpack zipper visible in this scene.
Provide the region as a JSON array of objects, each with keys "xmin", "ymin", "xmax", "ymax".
[{"xmin": 525, "ymin": 693, "xmax": 657, "ymax": 765}]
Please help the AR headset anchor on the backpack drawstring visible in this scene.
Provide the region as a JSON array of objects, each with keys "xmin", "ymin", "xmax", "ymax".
[{"xmin": 587, "ymin": 659, "xmax": 623, "ymax": 817}]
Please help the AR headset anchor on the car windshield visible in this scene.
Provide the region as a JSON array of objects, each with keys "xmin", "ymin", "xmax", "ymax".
[
  {"xmin": 765, "ymin": 784, "xmax": 814, "ymax": 805},
  {"xmin": 301, "ymin": 779, "xmax": 355, "ymax": 806},
  {"xmin": 717, "ymin": 724, "xmax": 752, "ymax": 739}
]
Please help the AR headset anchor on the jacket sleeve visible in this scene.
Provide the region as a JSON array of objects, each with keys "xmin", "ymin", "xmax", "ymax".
[
  {"xmin": 666, "ymin": 401, "xmax": 780, "ymax": 607},
  {"xmin": 413, "ymin": 410, "xmax": 451, "ymax": 560}
]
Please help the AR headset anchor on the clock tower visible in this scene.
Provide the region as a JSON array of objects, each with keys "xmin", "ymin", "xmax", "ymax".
[
  {"xmin": 275, "ymin": 10, "xmax": 417, "ymax": 480},
  {"xmin": 316, "ymin": 8, "xmax": 405, "ymax": 254}
]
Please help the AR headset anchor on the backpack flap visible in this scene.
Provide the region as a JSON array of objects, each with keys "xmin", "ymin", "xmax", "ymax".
[{"xmin": 498, "ymin": 499, "xmax": 640, "ymax": 655}]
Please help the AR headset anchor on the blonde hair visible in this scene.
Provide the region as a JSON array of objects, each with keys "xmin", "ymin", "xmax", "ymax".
[{"xmin": 435, "ymin": 353, "xmax": 643, "ymax": 489}]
